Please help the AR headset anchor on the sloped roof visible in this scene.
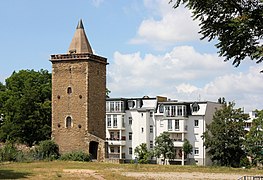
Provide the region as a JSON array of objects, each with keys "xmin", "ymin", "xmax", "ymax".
[{"xmin": 68, "ymin": 19, "xmax": 93, "ymax": 54}]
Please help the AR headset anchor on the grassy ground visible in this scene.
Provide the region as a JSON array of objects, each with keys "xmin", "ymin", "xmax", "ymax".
[{"xmin": 0, "ymin": 161, "xmax": 262, "ymax": 179}]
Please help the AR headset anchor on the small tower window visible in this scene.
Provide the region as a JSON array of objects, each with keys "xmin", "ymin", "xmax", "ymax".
[
  {"xmin": 66, "ymin": 116, "xmax": 72, "ymax": 128},
  {"xmin": 67, "ymin": 87, "xmax": 72, "ymax": 94}
]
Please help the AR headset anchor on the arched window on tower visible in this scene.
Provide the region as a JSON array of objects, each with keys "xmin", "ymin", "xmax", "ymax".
[
  {"xmin": 67, "ymin": 87, "xmax": 72, "ymax": 94},
  {"xmin": 66, "ymin": 116, "xmax": 72, "ymax": 128}
]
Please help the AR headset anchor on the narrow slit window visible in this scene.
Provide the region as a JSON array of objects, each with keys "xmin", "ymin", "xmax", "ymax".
[
  {"xmin": 67, "ymin": 87, "xmax": 72, "ymax": 94},
  {"xmin": 66, "ymin": 116, "xmax": 72, "ymax": 128}
]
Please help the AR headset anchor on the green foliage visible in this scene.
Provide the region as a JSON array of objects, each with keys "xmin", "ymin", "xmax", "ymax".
[
  {"xmin": 202, "ymin": 102, "xmax": 248, "ymax": 167},
  {"xmin": 60, "ymin": 151, "xmax": 91, "ymax": 162},
  {"xmin": 0, "ymin": 69, "xmax": 51, "ymax": 146},
  {"xmin": 34, "ymin": 140, "xmax": 59, "ymax": 160},
  {"xmin": 134, "ymin": 143, "xmax": 150, "ymax": 164},
  {"xmin": 0, "ymin": 142, "xmax": 20, "ymax": 162},
  {"xmin": 106, "ymin": 88, "xmax": 111, "ymax": 98},
  {"xmin": 170, "ymin": 0, "xmax": 263, "ymax": 69},
  {"xmin": 244, "ymin": 110, "xmax": 263, "ymax": 165},
  {"xmin": 154, "ymin": 132, "xmax": 175, "ymax": 164},
  {"xmin": 182, "ymin": 139, "xmax": 193, "ymax": 158}
]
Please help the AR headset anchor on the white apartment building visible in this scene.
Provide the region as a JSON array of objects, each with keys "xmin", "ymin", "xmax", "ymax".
[
  {"xmin": 105, "ymin": 96, "xmax": 221, "ymax": 165},
  {"xmin": 244, "ymin": 111, "xmax": 258, "ymax": 131}
]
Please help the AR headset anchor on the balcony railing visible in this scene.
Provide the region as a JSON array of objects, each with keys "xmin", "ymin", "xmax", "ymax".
[
  {"xmin": 108, "ymin": 153, "xmax": 125, "ymax": 159},
  {"xmin": 106, "ymin": 136, "xmax": 126, "ymax": 146}
]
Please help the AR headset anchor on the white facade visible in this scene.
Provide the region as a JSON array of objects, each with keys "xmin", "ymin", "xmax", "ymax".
[
  {"xmin": 244, "ymin": 111, "xmax": 258, "ymax": 131},
  {"xmin": 105, "ymin": 96, "xmax": 221, "ymax": 165}
]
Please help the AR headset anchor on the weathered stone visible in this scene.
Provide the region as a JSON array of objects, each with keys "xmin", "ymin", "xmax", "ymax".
[{"xmin": 50, "ymin": 20, "xmax": 108, "ymax": 161}]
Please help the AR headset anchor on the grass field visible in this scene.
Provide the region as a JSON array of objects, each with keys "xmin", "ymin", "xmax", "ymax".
[{"xmin": 0, "ymin": 161, "xmax": 263, "ymax": 179}]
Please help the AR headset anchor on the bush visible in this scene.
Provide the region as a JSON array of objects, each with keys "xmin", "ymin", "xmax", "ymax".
[
  {"xmin": 60, "ymin": 151, "xmax": 91, "ymax": 162},
  {"xmin": 0, "ymin": 142, "xmax": 19, "ymax": 162},
  {"xmin": 34, "ymin": 140, "xmax": 59, "ymax": 160}
]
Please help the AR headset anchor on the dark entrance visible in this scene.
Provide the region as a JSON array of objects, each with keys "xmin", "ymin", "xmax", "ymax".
[{"xmin": 89, "ymin": 141, "xmax": 98, "ymax": 160}]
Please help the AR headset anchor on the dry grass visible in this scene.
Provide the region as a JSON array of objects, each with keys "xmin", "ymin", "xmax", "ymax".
[{"xmin": 0, "ymin": 161, "xmax": 262, "ymax": 179}]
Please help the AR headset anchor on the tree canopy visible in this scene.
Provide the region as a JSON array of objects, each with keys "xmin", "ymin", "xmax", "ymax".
[
  {"xmin": 170, "ymin": 0, "xmax": 263, "ymax": 69},
  {"xmin": 244, "ymin": 110, "xmax": 263, "ymax": 165},
  {"xmin": 0, "ymin": 69, "xmax": 52, "ymax": 146},
  {"xmin": 134, "ymin": 143, "xmax": 150, "ymax": 164},
  {"xmin": 154, "ymin": 131, "xmax": 175, "ymax": 164},
  {"xmin": 182, "ymin": 139, "xmax": 193, "ymax": 158},
  {"xmin": 202, "ymin": 102, "xmax": 249, "ymax": 167}
]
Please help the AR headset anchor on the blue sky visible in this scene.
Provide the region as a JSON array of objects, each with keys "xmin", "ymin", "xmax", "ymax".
[{"xmin": 1, "ymin": 0, "xmax": 262, "ymax": 112}]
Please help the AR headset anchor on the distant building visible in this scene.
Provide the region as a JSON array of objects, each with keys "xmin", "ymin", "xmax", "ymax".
[
  {"xmin": 244, "ymin": 111, "xmax": 258, "ymax": 131},
  {"xmin": 105, "ymin": 96, "xmax": 221, "ymax": 165},
  {"xmin": 50, "ymin": 20, "xmax": 108, "ymax": 161}
]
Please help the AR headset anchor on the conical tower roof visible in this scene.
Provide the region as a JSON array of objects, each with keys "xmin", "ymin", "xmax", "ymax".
[{"xmin": 68, "ymin": 19, "xmax": 93, "ymax": 54}]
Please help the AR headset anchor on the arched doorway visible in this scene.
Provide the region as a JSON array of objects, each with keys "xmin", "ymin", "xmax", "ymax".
[{"xmin": 89, "ymin": 141, "xmax": 99, "ymax": 160}]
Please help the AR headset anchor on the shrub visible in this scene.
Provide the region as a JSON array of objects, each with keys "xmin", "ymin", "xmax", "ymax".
[
  {"xmin": 60, "ymin": 151, "xmax": 91, "ymax": 162},
  {"xmin": 0, "ymin": 142, "xmax": 20, "ymax": 162},
  {"xmin": 34, "ymin": 140, "xmax": 59, "ymax": 160}
]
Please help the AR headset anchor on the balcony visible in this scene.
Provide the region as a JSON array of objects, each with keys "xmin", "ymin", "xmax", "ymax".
[
  {"xmin": 108, "ymin": 153, "xmax": 125, "ymax": 159},
  {"xmin": 172, "ymin": 139, "xmax": 184, "ymax": 147},
  {"xmin": 106, "ymin": 137, "xmax": 126, "ymax": 146}
]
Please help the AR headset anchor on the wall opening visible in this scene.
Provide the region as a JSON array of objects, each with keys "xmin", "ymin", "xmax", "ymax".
[
  {"xmin": 66, "ymin": 116, "xmax": 72, "ymax": 128},
  {"xmin": 89, "ymin": 141, "xmax": 99, "ymax": 160}
]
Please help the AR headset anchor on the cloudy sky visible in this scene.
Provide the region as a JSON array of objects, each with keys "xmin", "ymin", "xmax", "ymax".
[{"xmin": 0, "ymin": 0, "xmax": 262, "ymax": 112}]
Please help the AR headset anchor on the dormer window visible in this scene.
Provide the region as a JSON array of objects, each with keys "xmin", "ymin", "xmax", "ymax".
[
  {"xmin": 159, "ymin": 104, "xmax": 164, "ymax": 113},
  {"xmin": 192, "ymin": 102, "xmax": 200, "ymax": 112}
]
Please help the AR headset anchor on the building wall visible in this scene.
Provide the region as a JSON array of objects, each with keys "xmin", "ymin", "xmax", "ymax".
[
  {"xmin": 51, "ymin": 57, "xmax": 107, "ymax": 161},
  {"xmin": 51, "ymin": 61, "xmax": 89, "ymax": 153}
]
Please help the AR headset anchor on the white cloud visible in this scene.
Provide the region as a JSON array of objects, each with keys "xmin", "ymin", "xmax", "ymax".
[
  {"xmin": 107, "ymin": 47, "xmax": 263, "ymax": 112},
  {"xmin": 130, "ymin": 0, "xmax": 200, "ymax": 49}
]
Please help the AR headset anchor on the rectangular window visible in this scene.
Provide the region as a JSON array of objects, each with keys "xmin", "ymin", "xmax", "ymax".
[
  {"xmin": 194, "ymin": 134, "xmax": 199, "ymax": 141},
  {"xmin": 141, "ymin": 128, "xmax": 144, "ymax": 133},
  {"xmin": 165, "ymin": 106, "xmax": 170, "ymax": 116},
  {"xmin": 194, "ymin": 148, "xmax": 199, "ymax": 155},
  {"xmin": 150, "ymin": 141, "xmax": 153, "ymax": 148},
  {"xmin": 175, "ymin": 120, "xmax": 179, "ymax": 130},
  {"xmin": 113, "ymin": 115, "xmax": 117, "ymax": 127},
  {"xmin": 183, "ymin": 106, "xmax": 187, "ymax": 116},
  {"xmin": 141, "ymin": 113, "xmax": 144, "ymax": 117},
  {"xmin": 129, "ymin": 117, "xmax": 132, "ymax": 125},
  {"xmin": 150, "ymin": 125, "xmax": 153, "ymax": 133},
  {"xmin": 106, "ymin": 102, "xmax": 110, "ymax": 112},
  {"xmin": 117, "ymin": 147, "xmax": 120, "ymax": 153},
  {"xmin": 129, "ymin": 147, "xmax": 132, "ymax": 155},
  {"xmin": 107, "ymin": 115, "xmax": 111, "ymax": 127},
  {"xmin": 168, "ymin": 120, "xmax": 172, "ymax": 131},
  {"xmin": 110, "ymin": 102, "xmax": 114, "ymax": 111},
  {"xmin": 171, "ymin": 105, "xmax": 176, "ymax": 117},
  {"xmin": 110, "ymin": 132, "xmax": 114, "ymax": 140},
  {"xmin": 194, "ymin": 120, "xmax": 199, "ymax": 127},
  {"xmin": 122, "ymin": 115, "xmax": 125, "ymax": 127},
  {"xmin": 150, "ymin": 112, "xmax": 153, "ymax": 117},
  {"xmin": 177, "ymin": 106, "xmax": 182, "ymax": 116},
  {"xmin": 129, "ymin": 132, "xmax": 132, "ymax": 140},
  {"xmin": 117, "ymin": 132, "xmax": 120, "ymax": 139},
  {"xmin": 110, "ymin": 147, "xmax": 114, "ymax": 153}
]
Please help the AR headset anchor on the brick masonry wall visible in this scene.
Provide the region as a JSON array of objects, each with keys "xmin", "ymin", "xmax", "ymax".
[{"xmin": 51, "ymin": 58, "xmax": 106, "ymax": 160}]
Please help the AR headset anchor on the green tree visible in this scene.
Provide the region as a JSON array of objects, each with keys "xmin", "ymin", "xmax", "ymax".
[
  {"xmin": 154, "ymin": 131, "xmax": 175, "ymax": 165},
  {"xmin": 244, "ymin": 110, "xmax": 263, "ymax": 165},
  {"xmin": 170, "ymin": 0, "xmax": 263, "ymax": 69},
  {"xmin": 182, "ymin": 139, "xmax": 193, "ymax": 159},
  {"xmin": 134, "ymin": 143, "xmax": 150, "ymax": 164},
  {"xmin": 0, "ymin": 69, "xmax": 51, "ymax": 146},
  {"xmin": 202, "ymin": 102, "xmax": 248, "ymax": 167}
]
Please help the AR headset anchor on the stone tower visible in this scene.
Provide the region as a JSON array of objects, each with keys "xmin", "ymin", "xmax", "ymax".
[{"xmin": 50, "ymin": 20, "xmax": 107, "ymax": 161}]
